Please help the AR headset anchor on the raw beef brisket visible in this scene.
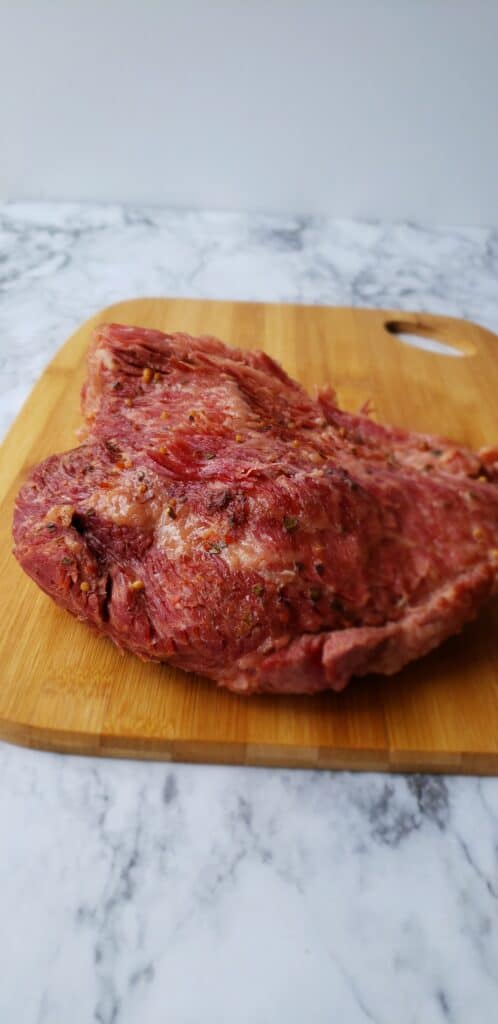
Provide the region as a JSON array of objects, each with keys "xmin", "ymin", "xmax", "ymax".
[{"xmin": 13, "ymin": 324, "xmax": 498, "ymax": 693}]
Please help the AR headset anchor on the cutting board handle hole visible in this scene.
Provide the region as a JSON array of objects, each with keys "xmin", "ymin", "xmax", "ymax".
[{"xmin": 384, "ymin": 319, "xmax": 475, "ymax": 358}]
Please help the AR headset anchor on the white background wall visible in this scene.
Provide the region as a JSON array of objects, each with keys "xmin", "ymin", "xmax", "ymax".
[{"xmin": 1, "ymin": 1, "xmax": 497, "ymax": 225}]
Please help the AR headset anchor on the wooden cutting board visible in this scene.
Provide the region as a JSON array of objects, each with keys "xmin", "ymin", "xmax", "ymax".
[{"xmin": 1, "ymin": 298, "xmax": 497, "ymax": 773}]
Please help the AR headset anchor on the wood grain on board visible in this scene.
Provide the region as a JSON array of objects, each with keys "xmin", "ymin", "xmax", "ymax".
[{"xmin": 0, "ymin": 298, "xmax": 497, "ymax": 772}]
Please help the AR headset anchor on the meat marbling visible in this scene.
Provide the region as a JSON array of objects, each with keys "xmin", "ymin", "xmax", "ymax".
[{"xmin": 13, "ymin": 323, "xmax": 498, "ymax": 693}]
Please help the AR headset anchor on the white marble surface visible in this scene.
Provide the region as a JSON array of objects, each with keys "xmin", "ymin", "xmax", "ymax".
[{"xmin": 1, "ymin": 202, "xmax": 497, "ymax": 1023}]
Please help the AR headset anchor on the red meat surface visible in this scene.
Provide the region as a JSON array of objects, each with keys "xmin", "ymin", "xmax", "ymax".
[{"xmin": 13, "ymin": 323, "xmax": 498, "ymax": 693}]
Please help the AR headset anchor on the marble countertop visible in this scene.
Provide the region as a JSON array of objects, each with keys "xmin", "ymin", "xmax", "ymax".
[{"xmin": 1, "ymin": 202, "xmax": 497, "ymax": 1024}]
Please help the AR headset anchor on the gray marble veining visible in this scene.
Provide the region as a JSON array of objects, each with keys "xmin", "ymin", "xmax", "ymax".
[{"xmin": 0, "ymin": 202, "xmax": 497, "ymax": 1023}]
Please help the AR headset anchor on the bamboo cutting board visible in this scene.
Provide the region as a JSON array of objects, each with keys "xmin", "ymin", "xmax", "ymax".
[{"xmin": 1, "ymin": 299, "xmax": 497, "ymax": 773}]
